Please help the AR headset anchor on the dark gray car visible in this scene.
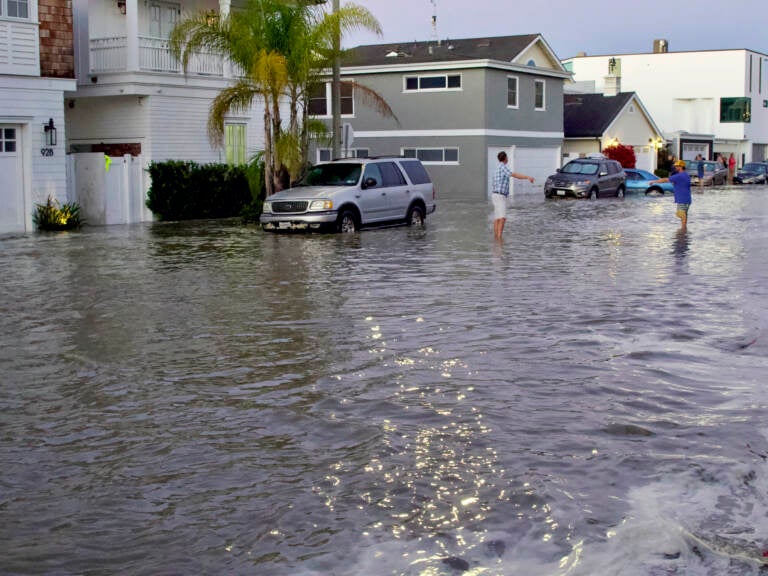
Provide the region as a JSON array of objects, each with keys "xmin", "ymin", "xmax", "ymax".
[{"xmin": 544, "ymin": 157, "xmax": 626, "ymax": 199}]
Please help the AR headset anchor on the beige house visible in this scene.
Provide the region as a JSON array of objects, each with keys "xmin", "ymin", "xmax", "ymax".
[{"xmin": 562, "ymin": 91, "xmax": 664, "ymax": 172}]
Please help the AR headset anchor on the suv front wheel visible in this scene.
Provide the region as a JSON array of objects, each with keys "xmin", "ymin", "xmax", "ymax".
[
  {"xmin": 336, "ymin": 209, "xmax": 359, "ymax": 233},
  {"xmin": 617, "ymin": 185, "xmax": 625, "ymax": 198}
]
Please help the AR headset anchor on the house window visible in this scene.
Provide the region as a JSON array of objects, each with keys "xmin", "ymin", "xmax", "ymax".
[
  {"xmin": 3, "ymin": 0, "xmax": 29, "ymax": 18},
  {"xmin": 225, "ymin": 123, "xmax": 246, "ymax": 165},
  {"xmin": 402, "ymin": 147, "xmax": 459, "ymax": 165},
  {"xmin": 534, "ymin": 80, "xmax": 546, "ymax": 110},
  {"xmin": 308, "ymin": 82, "xmax": 354, "ymax": 117},
  {"xmin": 720, "ymin": 97, "xmax": 751, "ymax": 123},
  {"xmin": 317, "ymin": 148, "xmax": 369, "ymax": 162},
  {"xmin": 404, "ymin": 74, "xmax": 462, "ymax": 92},
  {"xmin": 0, "ymin": 128, "xmax": 17, "ymax": 153},
  {"xmin": 507, "ymin": 76, "xmax": 518, "ymax": 108}
]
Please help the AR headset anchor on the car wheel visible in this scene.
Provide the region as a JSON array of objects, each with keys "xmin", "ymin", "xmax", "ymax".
[
  {"xmin": 336, "ymin": 209, "xmax": 358, "ymax": 233},
  {"xmin": 406, "ymin": 205, "xmax": 425, "ymax": 227},
  {"xmin": 646, "ymin": 186, "xmax": 663, "ymax": 195},
  {"xmin": 617, "ymin": 185, "xmax": 625, "ymax": 199},
  {"xmin": 590, "ymin": 187, "xmax": 598, "ymax": 200}
]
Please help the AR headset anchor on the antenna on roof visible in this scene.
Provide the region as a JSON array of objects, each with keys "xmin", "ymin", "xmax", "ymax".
[{"xmin": 430, "ymin": 0, "xmax": 440, "ymax": 45}]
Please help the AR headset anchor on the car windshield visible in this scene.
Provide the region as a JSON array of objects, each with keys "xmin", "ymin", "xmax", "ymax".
[
  {"xmin": 562, "ymin": 162, "xmax": 598, "ymax": 175},
  {"xmin": 742, "ymin": 163, "xmax": 762, "ymax": 171},
  {"xmin": 298, "ymin": 163, "xmax": 362, "ymax": 186}
]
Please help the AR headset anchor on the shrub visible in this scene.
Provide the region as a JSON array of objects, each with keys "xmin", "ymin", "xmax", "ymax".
[
  {"xmin": 603, "ymin": 144, "xmax": 637, "ymax": 168},
  {"xmin": 146, "ymin": 160, "xmax": 253, "ymax": 221},
  {"xmin": 33, "ymin": 196, "xmax": 83, "ymax": 231},
  {"xmin": 654, "ymin": 168, "xmax": 670, "ymax": 178},
  {"xmin": 240, "ymin": 153, "xmax": 267, "ymax": 224}
]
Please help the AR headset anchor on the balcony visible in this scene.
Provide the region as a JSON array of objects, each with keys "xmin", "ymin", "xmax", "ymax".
[{"xmin": 89, "ymin": 36, "xmax": 223, "ymax": 76}]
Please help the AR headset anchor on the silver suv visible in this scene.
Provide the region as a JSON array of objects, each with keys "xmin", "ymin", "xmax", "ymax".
[
  {"xmin": 544, "ymin": 157, "xmax": 626, "ymax": 199},
  {"xmin": 260, "ymin": 157, "xmax": 437, "ymax": 233}
]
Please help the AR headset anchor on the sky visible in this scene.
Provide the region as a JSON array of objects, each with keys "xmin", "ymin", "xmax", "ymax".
[{"xmin": 338, "ymin": 0, "xmax": 767, "ymax": 59}]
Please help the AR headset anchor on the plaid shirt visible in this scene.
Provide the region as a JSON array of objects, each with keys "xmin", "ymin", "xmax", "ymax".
[{"xmin": 492, "ymin": 162, "xmax": 512, "ymax": 196}]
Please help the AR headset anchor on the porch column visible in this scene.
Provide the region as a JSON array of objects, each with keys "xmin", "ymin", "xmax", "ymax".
[
  {"xmin": 125, "ymin": 0, "xmax": 139, "ymax": 71},
  {"xmin": 219, "ymin": 0, "xmax": 231, "ymax": 78}
]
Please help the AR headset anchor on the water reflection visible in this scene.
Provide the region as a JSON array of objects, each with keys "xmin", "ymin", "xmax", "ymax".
[{"xmin": 2, "ymin": 188, "xmax": 768, "ymax": 575}]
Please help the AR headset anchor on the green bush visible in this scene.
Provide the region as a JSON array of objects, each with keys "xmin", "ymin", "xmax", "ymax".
[
  {"xmin": 654, "ymin": 168, "xmax": 670, "ymax": 178},
  {"xmin": 146, "ymin": 160, "xmax": 253, "ymax": 221},
  {"xmin": 240, "ymin": 153, "xmax": 267, "ymax": 224},
  {"xmin": 33, "ymin": 196, "xmax": 82, "ymax": 231}
]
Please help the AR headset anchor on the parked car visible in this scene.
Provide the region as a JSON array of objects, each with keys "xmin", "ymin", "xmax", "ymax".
[
  {"xmin": 733, "ymin": 162, "xmax": 768, "ymax": 184},
  {"xmin": 686, "ymin": 160, "xmax": 727, "ymax": 186},
  {"xmin": 623, "ymin": 168, "xmax": 674, "ymax": 195},
  {"xmin": 260, "ymin": 156, "xmax": 436, "ymax": 233},
  {"xmin": 544, "ymin": 156, "xmax": 626, "ymax": 199}
]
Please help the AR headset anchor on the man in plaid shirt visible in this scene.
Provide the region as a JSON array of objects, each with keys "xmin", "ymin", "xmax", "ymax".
[{"xmin": 492, "ymin": 151, "xmax": 534, "ymax": 241}]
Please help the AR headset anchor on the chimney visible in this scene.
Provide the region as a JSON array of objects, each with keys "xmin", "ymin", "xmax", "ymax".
[
  {"xmin": 653, "ymin": 39, "xmax": 669, "ymax": 53},
  {"xmin": 603, "ymin": 57, "xmax": 621, "ymax": 96}
]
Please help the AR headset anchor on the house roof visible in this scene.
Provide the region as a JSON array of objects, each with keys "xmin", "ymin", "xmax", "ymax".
[
  {"xmin": 564, "ymin": 92, "xmax": 635, "ymax": 138},
  {"xmin": 341, "ymin": 34, "xmax": 542, "ymax": 67}
]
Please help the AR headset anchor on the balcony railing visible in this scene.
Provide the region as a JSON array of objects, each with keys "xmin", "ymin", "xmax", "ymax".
[{"xmin": 89, "ymin": 36, "xmax": 224, "ymax": 76}]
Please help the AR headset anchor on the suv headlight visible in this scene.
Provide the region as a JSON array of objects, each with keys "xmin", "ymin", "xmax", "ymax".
[
  {"xmin": 573, "ymin": 180, "xmax": 591, "ymax": 189},
  {"xmin": 308, "ymin": 200, "xmax": 333, "ymax": 211},
  {"xmin": 262, "ymin": 202, "xmax": 272, "ymax": 214}
]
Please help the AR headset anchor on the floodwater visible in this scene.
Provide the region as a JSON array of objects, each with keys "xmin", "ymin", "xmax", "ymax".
[{"xmin": 2, "ymin": 187, "xmax": 768, "ymax": 576}]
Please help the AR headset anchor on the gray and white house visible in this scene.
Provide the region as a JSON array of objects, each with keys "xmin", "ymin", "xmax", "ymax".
[{"xmin": 312, "ymin": 34, "xmax": 571, "ymax": 199}]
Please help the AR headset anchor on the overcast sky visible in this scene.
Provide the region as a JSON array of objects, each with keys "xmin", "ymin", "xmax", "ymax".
[{"xmin": 338, "ymin": 0, "xmax": 767, "ymax": 59}]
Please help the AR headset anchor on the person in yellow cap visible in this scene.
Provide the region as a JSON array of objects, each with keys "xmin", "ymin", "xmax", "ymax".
[{"xmin": 651, "ymin": 159, "xmax": 691, "ymax": 231}]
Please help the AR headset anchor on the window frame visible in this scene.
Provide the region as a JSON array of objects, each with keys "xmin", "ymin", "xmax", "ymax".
[
  {"xmin": 401, "ymin": 147, "xmax": 459, "ymax": 165},
  {"xmin": 507, "ymin": 75, "xmax": 519, "ymax": 109},
  {"xmin": 403, "ymin": 73, "xmax": 462, "ymax": 93},
  {"xmin": 316, "ymin": 148, "xmax": 369, "ymax": 163},
  {"xmin": 2, "ymin": 0, "xmax": 30, "ymax": 19},
  {"xmin": 224, "ymin": 122, "xmax": 247, "ymax": 165},
  {"xmin": 534, "ymin": 79, "xmax": 546, "ymax": 111},
  {"xmin": 307, "ymin": 81, "xmax": 355, "ymax": 119},
  {"xmin": 0, "ymin": 127, "xmax": 17, "ymax": 154},
  {"xmin": 720, "ymin": 97, "xmax": 752, "ymax": 123}
]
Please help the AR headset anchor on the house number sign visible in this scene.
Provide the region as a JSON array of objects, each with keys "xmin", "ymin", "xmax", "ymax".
[{"xmin": 40, "ymin": 147, "xmax": 54, "ymax": 157}]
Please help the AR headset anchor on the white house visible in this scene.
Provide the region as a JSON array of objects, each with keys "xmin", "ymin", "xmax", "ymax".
[
  {"xmin": 563, "ymin": 41, "xmax": 768, "ymax": 165},
  {"xmin": 1, "ymin": 0, "xmax": 76, "ymax": 235},
  {"xmin": 66, "ymin": 0, "xmax": 266, "ymax": 200}
]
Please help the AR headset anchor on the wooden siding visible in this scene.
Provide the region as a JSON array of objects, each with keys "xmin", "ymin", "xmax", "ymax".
[{"xmin": 39, "ymin": 0, "xmax": 75, "ymax": 78}]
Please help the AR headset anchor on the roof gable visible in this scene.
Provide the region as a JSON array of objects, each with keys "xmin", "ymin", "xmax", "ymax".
[{"xmin": 564, "ymin": 92, "xmax": 635, "ymax": 137}]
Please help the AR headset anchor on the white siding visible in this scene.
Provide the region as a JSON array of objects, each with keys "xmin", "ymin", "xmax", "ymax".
[
  {"xmin": 0, "ymin": 78, "xmax": 73, "ymax": 213},
  {"xmin": 66, "ymin": 94, "xmax": 149, "ymax": 144},
  {"xmin": 0, "ymin": 19, "xmax": 40, "ymax": 76}
]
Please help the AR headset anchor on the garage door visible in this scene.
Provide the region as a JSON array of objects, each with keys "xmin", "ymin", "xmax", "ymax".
[
  {"xmin": 487, "ymin": 146, "xmax": 560, "ymax": 198},
  {"xmin": 0, "ymin": 126, "xmax": 25, "ymax": 234}
]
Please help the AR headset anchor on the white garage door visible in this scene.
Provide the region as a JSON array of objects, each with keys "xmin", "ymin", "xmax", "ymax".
[
  {"xmin": 0, "ymin": 126, "xmax": 25, "ymax": 234},
  {"xmin": 487, "ymin": 146, "xmax": 560, "ymax": 198}
]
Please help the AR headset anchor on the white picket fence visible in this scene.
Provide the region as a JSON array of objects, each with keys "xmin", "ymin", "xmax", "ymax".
[{"xmin": 66, "ymin": 153, "xmax": 153, "ymax": 226}]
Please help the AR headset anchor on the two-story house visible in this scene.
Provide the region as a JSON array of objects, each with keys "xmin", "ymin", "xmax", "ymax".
[
  {"xmin": 563, "ymin": 41, "xmax": 768, "ymax": 166},
  {"xmin": 314, "ymin": 34, "xmax": 570, "ymax": 198},
  {"xmin": 1, "ymin": 0, "xmax": 76, "ymax": 234},
  {"xmin": 66, "ymin": 0, "xmax": 264, "ymax": 177}
]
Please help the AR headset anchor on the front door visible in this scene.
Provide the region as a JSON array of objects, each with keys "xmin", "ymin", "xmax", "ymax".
[{"xmin": 0, "ymin": 126, "xmax": 25, "ymax": 234}]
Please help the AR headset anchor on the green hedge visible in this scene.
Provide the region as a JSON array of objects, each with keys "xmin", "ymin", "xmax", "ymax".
[{"xmin": 146, "ymin": 160, "xmax": 254, "ymax": 221}]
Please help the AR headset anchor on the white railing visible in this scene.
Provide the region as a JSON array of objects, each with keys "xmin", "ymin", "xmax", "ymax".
[
  {"xmin": 89, "ymin": 36, "xmax": 223, "ymax": 76},
  {"xmin": 90, "ymin": 36, "xmax": 127, "ymax": 72}
]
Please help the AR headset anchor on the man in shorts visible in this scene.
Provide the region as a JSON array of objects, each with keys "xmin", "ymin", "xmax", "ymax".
[
  {"xmin": 491, "ymin": 151, "xmax": 535, "ymax": 241},
  {"xmin": 651, "ymin": 159, "xmax": 692, "ymax": 231}
]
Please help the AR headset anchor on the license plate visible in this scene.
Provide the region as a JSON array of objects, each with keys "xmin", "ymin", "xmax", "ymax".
[
  {"xmin": 279, "ymin": 221, "xmax": 292, "ymax": 229},
  {"xmin": 556, "ymin": 190, "xmax": 566, "ymax": 196}
]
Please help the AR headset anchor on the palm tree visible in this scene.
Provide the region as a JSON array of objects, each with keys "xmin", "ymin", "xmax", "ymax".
[{"xmin": 170, "ymin": 0, "xmax": 389, "ymax": 196}]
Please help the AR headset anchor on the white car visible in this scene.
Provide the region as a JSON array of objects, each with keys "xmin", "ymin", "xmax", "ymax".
[{"xmin": 260, "ymin": 157, "xmax": 437, "ymax": 233}]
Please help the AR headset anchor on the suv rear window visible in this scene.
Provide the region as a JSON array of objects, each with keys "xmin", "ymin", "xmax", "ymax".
[{"xmin": 399, "ymin": 159, "xmax": 432, "ymax": 184}]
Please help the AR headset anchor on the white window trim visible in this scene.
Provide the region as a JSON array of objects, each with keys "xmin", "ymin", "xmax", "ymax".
[
  {"xmin": 316, "ymin": 147, "xmax": 369, "ymax": 163},
  {"xmin": 224, "ymin": 122, "xmax": 247, "ymax": 165},
  {"xmin": 507, "ymin": 75, "xmax": 519, "ymax": 109},
  {"xmin": 534, "ymin": 79, "xmax": 546, "ymax": 111},
  {"xmin": 400, "ymin": 146, "xmax": 460, "ymax": 165},
  {"xmin": 1, "ymin": 0, "xmax": 32, "ymax": 20},
  {"xmin": 309, "ymin": 81, "xmax": 355, "ymax": 119},
  {"xmin": 403, "ymin": 73, "xmax": 463, "ymax": 93}
]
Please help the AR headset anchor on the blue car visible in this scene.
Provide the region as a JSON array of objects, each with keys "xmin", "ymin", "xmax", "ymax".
[{"xmin": 624, "ymin": 168, "xmax": 674, "ymax": 195}]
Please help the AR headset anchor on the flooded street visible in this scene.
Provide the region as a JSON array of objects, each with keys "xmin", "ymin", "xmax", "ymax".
[{"xmin": 2, "ymin": 187, "xmax": 768, "ymax": 575}]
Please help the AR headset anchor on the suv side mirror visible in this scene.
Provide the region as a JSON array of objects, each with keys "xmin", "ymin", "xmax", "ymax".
[
  {"xmin": 363, "ymin": 177, "xmax": 377, "ymax": 189},
  {"xmin": 599, "ymin": 171, "xmax": 608, "ymax": 177}
]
